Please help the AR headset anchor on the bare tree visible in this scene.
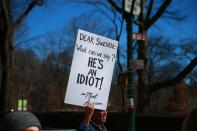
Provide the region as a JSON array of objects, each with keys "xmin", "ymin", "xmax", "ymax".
[
  {"xmin": 107, "ymin": 0, "xmax": 197, "ymax": 113},
  {"xmin": 0, "ymin": 0, "xmax": 43, "ymax": 110},
  {"xmin": 146, "ymin": 37, "xmax": 197, "ymax": 114}
]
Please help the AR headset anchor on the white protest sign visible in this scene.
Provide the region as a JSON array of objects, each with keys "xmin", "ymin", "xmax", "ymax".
[{"xmin": 64, "ymin": 29, "xmax": 118, "ymax": 110}]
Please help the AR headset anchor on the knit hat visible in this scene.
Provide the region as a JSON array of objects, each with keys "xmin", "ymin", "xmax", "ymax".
[{"xmin": 0, "ymin": 111, "xmax": 41, "ymax": 131}]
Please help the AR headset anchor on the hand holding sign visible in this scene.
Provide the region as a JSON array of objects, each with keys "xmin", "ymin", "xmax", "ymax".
[{"xmin": 64, "ymin": 29, "xmax": 118, "ymax": 110}]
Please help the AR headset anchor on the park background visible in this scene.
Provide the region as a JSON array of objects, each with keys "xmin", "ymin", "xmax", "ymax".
[{"xmin": 0, "ymin": 0, "xmax": 197, "ymax": 124}]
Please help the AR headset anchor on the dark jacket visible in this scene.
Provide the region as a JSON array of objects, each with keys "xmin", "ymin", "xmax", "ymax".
[{"xmin": 79, "ymin": 121, "xmax": 107, "ymax": 131}]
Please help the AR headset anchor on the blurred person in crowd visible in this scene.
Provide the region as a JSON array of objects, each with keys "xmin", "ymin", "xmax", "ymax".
[
  {"xmin": 0, "ymin": 110, "xmax": 41, "ymax": 131},
  {"xmin": 79, "ymin": 102, "xmax": 108, "ymax": 131}
]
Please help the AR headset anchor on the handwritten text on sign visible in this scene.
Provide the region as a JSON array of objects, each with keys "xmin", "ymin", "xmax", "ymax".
[{"xmin": 64, "ymin": 29, "xmax": 118, "ymax": 110}]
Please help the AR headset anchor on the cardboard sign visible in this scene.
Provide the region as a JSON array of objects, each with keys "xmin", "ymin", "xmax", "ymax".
[{"xmin": 64, "ymin": 29, "xmax": 118, "ymax": 110}]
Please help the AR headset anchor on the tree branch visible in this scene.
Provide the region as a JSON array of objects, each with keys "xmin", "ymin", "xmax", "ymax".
[
  {"xmin": 14, "ymin": 1, "xmax": 37, "ymax": 30},
  {"xmin": 15, "ymin": 34, "xmax": 46, "ymax": 48},
  {"xmin": 146, "ymin": 0, "xmax": 153, "ymax": 21},
  {"xmin": 145, "ymin": 0, "xmax": 172, "ymax": 30},
  {"xmin": 106, "ymin": 0, "xmax": 122, "ymax": 13},
  {"xmin": 1, "ymin": 0, "xmax": 11, "ymax": 23},
  {"xmin": 148, "ymin": 57, "xmax": 197, "ymax": 96}
]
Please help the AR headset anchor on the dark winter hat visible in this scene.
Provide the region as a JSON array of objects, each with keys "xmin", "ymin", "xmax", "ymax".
[{"xmin": 0, "ymin": 111, "xmax": 41, "ymax": 131}]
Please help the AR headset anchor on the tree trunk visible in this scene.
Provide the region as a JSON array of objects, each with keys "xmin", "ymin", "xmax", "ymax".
[
  {"xmin": 136, "ymin": 29, "xmax": 149, "ymax": 113},
  {"xmin": 0, "ymin": 0, "xmax": 14, "ymax": 110},
  {"xmin": 0, "ymin": 0, "xmax": 38, "ymax": 111},
  {"xmin": 136, "ymin": 0, "xmax": 149, "ymax": 113},
  {"xmin": 0, "ymin": 19, "xmax": 14, "ymax": 111},
  {"xmin": 0, "ymin": 15, "xmax": 4, "ymax": 110}
]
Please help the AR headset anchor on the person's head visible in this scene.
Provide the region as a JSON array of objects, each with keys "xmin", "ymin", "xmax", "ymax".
[
  {"xmin": 91, "ymin": 109, "xmax": 107, "ymax": 125},
  {"xmin": 0, "ymin": 111, "xmax": 41, "ymax": 131}
]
